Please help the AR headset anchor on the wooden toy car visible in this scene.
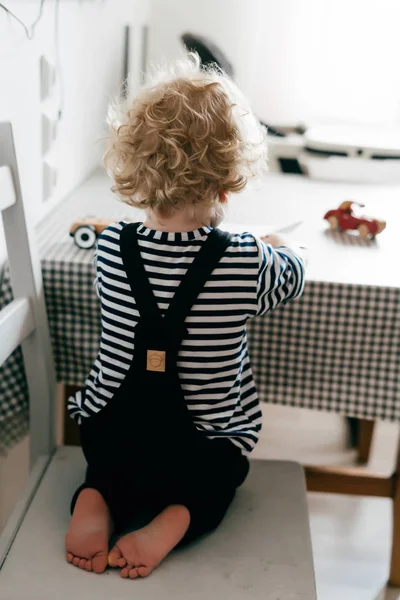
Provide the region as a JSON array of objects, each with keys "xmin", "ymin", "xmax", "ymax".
[
  {"xmin": 324, "ymin": 201, "xmax": 386, "ymax": 238},
  {"xmin": 69, "ymin": 217, "xmax": 112, "ymax": 249}
]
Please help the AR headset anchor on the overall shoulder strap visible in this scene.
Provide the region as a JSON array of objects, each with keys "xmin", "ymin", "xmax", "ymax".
[
  {"xmin": 119, "ymin": 223, "xmax": 163, "ymax": 324},
  {"xmin": 164, "ymin": 228, "xmax": 231, "ymax": 329},
  {"xmin": 119, "ymin": 223, "xmax": 231, "ymax": 330}
]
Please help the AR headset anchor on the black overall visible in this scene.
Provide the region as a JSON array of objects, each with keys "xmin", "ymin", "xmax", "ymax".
[{"xmin": 71, "ymin": 223, "xmax": 249, "ymax": 544}]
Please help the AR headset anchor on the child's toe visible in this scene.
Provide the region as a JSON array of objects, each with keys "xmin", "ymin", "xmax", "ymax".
[
  {"xmin": 108, "ymin": 546, "xmax": 123, "ymax": 567},
  {"xmin": 128, "ymin": 567, "xmax": 139, "ymax": 579},
  {"xmin": 92, "ymin": 551, "xmax": 108, "ymax": 574},
  {"xmin": 85, "ymin": 559, "xmax": 92, "ymax": 572},
  {"xmin": 138, "ymin": 566, "xmax": 152, "ymax": 578},
  {"xmin": 72, "ymin": 556, "xmax": 81, "ymax": 566},
  {"xmin": 67, "ymin": 552, "xmax": 74, "ymax": 563},
  {"xmin": 120, "ymin": 566, "xmax": 130, "ymax": 578},
  {"xmin": 79, "ymin": 558, "xmax": 86, "ymax": 569}
]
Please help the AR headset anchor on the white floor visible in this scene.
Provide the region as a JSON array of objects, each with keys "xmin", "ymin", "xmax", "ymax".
[{"xmin": 254, "ymin": 404, "xmax": 398, "ymax": 600}]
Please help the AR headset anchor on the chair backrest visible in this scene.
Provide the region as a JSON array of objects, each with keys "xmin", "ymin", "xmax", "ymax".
[{"xmin": 0, "ymin": 122, "xmax": 56, "ymax": 467}]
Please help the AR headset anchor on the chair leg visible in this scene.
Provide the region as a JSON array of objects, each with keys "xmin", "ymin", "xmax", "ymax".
[
  {"xmin": 357, "ymin": 419, "xmax": 375, "ymax": 464},
  {"xmin": 389, "ymin": 431, "xmax": 400, "ymax": 586},
  {"xmin": 346, "ymin": 417, "xmax": 360, "ymax": 448},
  {"xmin": 390, "ymin": 475, "xmax": 400, "ymax": 585}
]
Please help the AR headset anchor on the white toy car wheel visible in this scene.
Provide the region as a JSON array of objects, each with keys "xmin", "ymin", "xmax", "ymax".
[{"xmin": 73, "ymin": 225, "xmax": 97, "ymax": 249}]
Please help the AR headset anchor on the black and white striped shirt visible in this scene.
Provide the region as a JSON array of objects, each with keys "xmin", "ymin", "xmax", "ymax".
[{"xmin": 68, "ymin": 222, "xmax": 305, "ymax": 453}]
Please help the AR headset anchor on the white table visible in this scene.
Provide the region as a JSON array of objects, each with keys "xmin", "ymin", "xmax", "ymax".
[{"xmin": 2, "ymin": 171, "xmax": 400, "ymax": 443}]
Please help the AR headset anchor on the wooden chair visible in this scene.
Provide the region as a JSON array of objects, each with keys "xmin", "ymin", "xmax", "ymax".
[{"xmin": 0, "ymin": 122, "xmax": 316, "ymax": 599}]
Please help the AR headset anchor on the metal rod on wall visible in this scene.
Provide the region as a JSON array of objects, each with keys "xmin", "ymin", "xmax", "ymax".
[{"xmin": 140, "ymin": 24, "xmax": 148, "ymax": 84}]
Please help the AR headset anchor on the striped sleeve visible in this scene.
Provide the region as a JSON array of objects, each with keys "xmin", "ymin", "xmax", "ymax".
[
  {"xmin": 255, "ymin": 239, "xmax": 305, "ymax": 316},
  {"xmin": 93, "ymin": 223, "xmax": 118, "ymax": 298},
  {"xmin": 93, "ymin": 247, "xmax": 102, "ymax": 298}
]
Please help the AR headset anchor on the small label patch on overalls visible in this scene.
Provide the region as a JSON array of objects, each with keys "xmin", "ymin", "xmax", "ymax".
[{"xmin": 147, "ymin": 350, "xmax": 166, "ymax": 372}]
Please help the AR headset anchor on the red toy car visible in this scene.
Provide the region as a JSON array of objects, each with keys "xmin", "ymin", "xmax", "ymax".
[{"xmin": 324, "ymin": 201, "xmax": 386, "ymax": 238}]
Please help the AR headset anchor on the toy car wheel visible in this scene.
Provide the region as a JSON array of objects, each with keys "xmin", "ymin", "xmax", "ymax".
[
  {"xmin": 73, "ymin": 225, "xmax": 97, "ymax": 249},
  {"xmin": 357, "ymin": 223, "xmax": 370, "ymax": 238},
  {"xmin": 328, "ymin": 215, "xmax": 339, "ymax": 230}
]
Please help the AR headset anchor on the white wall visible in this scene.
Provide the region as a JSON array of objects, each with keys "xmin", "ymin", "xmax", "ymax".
[
  {"xmin": 305, "ymin": 1, "xmax": 400, "ymax": 125},
  {"xmin": 0, "ymin": 0, "xmax": 149, "ymax": 258},
  {"xmin": 0, "ymin": 0, "xmax": 150, "ymax": 533},
  {"xmin": 148, "ymin": 0, "xmax": 400, "ymax": 126},
  {"xmin": 148, "ymin": 0, "xmax": 260, "ymax": 112},
  {"xmin": 147, "ymin": 0, "xmax": 330, "ymax": 123}
]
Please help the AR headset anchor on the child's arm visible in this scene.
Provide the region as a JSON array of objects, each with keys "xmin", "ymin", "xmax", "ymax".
[{"xmin": 255, "ymin": 234, "xmax": 306, "ymax": 316}]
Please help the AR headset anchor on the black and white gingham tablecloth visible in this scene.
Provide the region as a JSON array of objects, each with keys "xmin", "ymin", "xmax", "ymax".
[{"xmin": 1, "ymin": 172, "xmax": 399, "ymax": 454}]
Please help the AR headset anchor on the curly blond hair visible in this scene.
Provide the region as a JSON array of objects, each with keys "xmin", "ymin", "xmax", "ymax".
[{"xmin": 104, "ymin": 53, "xmax": 267, "ymax": 214}]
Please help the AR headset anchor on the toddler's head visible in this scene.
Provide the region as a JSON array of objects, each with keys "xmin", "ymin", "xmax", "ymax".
[{"xmin": 105, "ymin": 53, "xmax": 267, "ymax": 224}]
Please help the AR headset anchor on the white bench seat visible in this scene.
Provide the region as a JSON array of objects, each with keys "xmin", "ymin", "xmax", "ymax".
[{"xmin": 0, "ymin": 446, "xmax": 316, "ymax": 600}]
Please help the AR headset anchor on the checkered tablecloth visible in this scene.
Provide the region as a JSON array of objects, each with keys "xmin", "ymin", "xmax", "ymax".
[
  {"xmin": 0, "ymin": 266, "xmax": 29, "ymax": 453},
  {"xmin": 1, "ymin": 171, "xmax": 400, "ymax": 454}
]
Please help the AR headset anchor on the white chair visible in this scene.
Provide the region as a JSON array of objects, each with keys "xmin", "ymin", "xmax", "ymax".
[{"xmin": 0, "ymin": 122, "xmax": 317, "ymax": 599}]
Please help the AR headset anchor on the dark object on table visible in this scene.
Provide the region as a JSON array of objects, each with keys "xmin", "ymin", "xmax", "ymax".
[
  {"xmin": 180, "ymin": 32, "xmax": 286, "ymax": 140},
  {"xmin": 278, "ymin": 158, "xmax": 304, "ymax": 174},
  {"xmin": 181, "ymin": 32, "xmax": 234, "ymax": 77}
]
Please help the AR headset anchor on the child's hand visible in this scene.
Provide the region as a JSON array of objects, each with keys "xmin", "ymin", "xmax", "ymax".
[
  {"xmin": 261, "ymin": 233, "xmax": 289, "ymax": 248},
  {"xmin": 261, "ymin": 234, "xmax": 308, "ymax": 266}
]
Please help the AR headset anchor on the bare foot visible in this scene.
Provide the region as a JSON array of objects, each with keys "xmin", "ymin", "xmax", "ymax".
[
  {"xmin": 108, "ymin": 505, "xmax": 190, "ymax": 578},
  {"xmin": 65, "ymin": 488, "xmax": 112, "ymax": 574}
]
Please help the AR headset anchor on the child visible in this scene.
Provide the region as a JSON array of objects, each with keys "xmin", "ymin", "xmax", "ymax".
[{"xmin": 65, "ymin": 54, "xmax": 305, "ymax": 579}]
